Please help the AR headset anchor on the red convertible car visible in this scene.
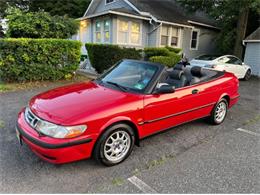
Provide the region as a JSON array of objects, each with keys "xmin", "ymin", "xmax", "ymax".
[{"xmin": 16, "ymin": 60, "xmax": 239, "ymax": 166}]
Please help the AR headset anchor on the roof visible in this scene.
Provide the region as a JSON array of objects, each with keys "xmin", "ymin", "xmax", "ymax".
[
  {"xmin": 244, "ymin": 27, "xmax": 260, "ymax": 43},
  {"xmin": 127, "ymin": 0, "xmax": 217, "ymax": 28}
]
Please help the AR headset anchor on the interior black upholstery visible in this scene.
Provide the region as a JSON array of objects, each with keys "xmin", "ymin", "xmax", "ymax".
[
  {"xmin": 174, "ymin": 63, "xmax": 185, "ymax": 71},
  {"xmin": 166, "ymin": 69, "xmax": 188, "ymax": 88},
  {"xmin": 164, "ymin": 66, "xmax": 219, "ymax": 87}
]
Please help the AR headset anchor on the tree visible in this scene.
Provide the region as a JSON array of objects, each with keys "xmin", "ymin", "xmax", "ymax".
[
  {"xmin": 177, "ymin": 0, "xmax": 260, "ymax": 58},
  {"xmin": 6, "ymin": 8, "xmax": 79, "ymax": 38},
  {"xmin": 0, "ymin": 0, "xmax": 91, "ymax": 18},
  {"xmin": 0, "ymin": 24, "xmax": 4, "ymax": 38}
]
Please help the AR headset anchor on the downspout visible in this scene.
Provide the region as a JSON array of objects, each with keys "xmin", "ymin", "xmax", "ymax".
[{"xmin": 147, "ymin": 19, "xmax": 162, "ymax": 47}]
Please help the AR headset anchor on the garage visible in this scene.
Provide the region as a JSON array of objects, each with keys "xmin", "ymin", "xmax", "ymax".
[{"xmin": 243, "ymin": 27, "xmax": 260, "ymax": 77}]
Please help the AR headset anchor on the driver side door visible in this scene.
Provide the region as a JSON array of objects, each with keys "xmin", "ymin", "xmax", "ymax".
[{"xmin": 142, "ymin": 84, "xmax": 210, "ymax": 137}]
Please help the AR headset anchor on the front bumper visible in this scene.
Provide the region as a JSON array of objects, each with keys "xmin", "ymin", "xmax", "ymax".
[{"xmin": 16, "ymin": 110, "xmax": 96, "ymax": 164}]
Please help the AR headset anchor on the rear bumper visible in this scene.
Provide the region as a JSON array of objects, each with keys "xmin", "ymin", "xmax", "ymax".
[{"xmin": 16, "ymin": 110, "xmax": 96, "ymax": 164}]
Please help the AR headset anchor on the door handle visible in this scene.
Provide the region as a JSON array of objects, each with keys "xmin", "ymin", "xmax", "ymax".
[{"xmin": 192, "ymin": 89, "xmax": 199, "ymax": 94}]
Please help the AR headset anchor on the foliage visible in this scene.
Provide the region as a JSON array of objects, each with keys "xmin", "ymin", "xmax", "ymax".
[
  {"xmin": 0, "ymin": 24, "xmax": 4, "ymax": 38},
  {"xmin": 0, "ymin": 38, "xmax": 82, "ymax": 82},
  {"xmin": 149, "ymin": 53, "xmax": 181, "ymax": 67},
  {"xmin": 6, "ymin": 8, "xmax": 79, "ymax": 38},
  {"xmin": 0, "ymin": 0, "xmax": 91, "ymax": 18},
  {"xmin": 177, "ymin": 0, "xmax": 260, "ymax": 56},
  {"xmin": 86, "ymin": 44, "xmax": 142, "ymax": 73},
  {"xmin": 144, "ymin": 47, "xmax": 170, "ymax": 59},
  {"xmin": 165, "ymin": 46, "xmax": 182, "ymax": 54},
  {"xmin": 144, "ymin": 47, "xmax": 182, "ymax": 67}
]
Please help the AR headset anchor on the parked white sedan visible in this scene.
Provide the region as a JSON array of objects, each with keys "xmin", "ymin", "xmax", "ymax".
[{"xmin": 190, "ymin": 55, "xmax": 252, "ymax": 80}]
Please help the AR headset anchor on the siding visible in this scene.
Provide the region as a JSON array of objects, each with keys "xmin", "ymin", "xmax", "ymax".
[
  {"xmin": 182, "ymin": 27, "xmax": 218, "ymax": 60},
  {"xmin": 94, "ymin": 0, "xmax": 133, "ymax": 13},
  {"xmin": 244, "ymin": 43, "xmax": 260, "ymax": 76},
  {"xmin": 148, "ymin": 24, "xmax": 160, "ymax": 47}
]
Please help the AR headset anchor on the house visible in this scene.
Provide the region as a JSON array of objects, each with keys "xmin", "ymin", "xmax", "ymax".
[
  {"xmin": 77, "ymin": 0, "xmax": 220, "ymax": 60},
  {"xmin": 243, "ymin": 27, "xmax": 260, "ymax": 77}
]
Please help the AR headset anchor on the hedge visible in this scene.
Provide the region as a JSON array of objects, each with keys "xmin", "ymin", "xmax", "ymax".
[
  {"xmin": 86, "ymin": 43, "xmax": 141, "ymax": 73},
  {"xmin": 144, "ymin": 47, "xmax": 170, "ymax": 59},
  {"xmin": 145, "ymin": 46, "xmax": 182, "ymax": 67},
  {"xmin": 165, "ymin": 46, "xmax": 182, "ymax": 54},
  {"xmin": 149, "ymin": 53, "xmax": 181, "ymax": 67},
  {"xmin": 0, "ymin": 38, "xmax": 82, "ymax": 82}
]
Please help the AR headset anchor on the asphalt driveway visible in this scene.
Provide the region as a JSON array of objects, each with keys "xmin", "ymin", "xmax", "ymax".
[{"xmin": 0, "ymin": 78, "xmax": 259, "ymax": 193}]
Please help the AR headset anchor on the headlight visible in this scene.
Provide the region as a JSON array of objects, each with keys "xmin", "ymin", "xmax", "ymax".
[{"xmin": 35, "ymin": 120, "xmax": 87, "ymax": 139}]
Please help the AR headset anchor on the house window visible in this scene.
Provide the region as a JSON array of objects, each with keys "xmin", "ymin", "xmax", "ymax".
[
  {"xmin": 161, "ymin": 26, "xmax": 169, "ymax": 46},
  {"xmin": 95, "ymin": 21, "xmax": 101, "ymax": 43},
  {"xmin": 171, "ymin": 27, "xmax": 179, "ymax": 47},
  {"xmin": 118, "ymin": 20, "xmax": 129, "ymax": 44},
  {"xmin": 130, "ymin": 22, "xmax": 140, "ymax": 44},
  {"xmin": 105, "ymin": 0, "xmax": 114, "ymax": 4},
  {"xmin": 117, "ymin": 20, "xmax": 141, "ymax": 45},
  {"xmin": 191, "ymin": 29, "xmax": 199, "ymax": 50},
  {"xmin": 104, "ymin": 20, "xmax": 110, "ymax": 43},
  {"xmin": 161, "ymin": 26, "xmax": 180, "ymax": 47}
]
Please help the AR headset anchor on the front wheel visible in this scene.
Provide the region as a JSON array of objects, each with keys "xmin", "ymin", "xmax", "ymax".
[
  {"xmin": 93, "ymin": 123, "xmax": 135, "ymax": 166},
  {"xmin": 243, "ymin": 69, "xmax": 251, "ymax": 81},
  {"xmin": 208, "ymin": 99, "xmax": 228, "ymax": 125}
]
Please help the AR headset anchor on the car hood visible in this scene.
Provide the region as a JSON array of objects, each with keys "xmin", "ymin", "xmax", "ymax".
[{"xmin": 29, "ymin": 81, "xmax": 142, "ymax": 125}]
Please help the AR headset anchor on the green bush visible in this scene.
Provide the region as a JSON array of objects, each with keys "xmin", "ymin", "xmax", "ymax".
[
  {"xmin": 149, "ymin": 53, "xmax": 181, "ymax": 67},
  {"xmin": 165, "ymin": 46, "xmax": 182, "ymax": 54},
  {"xmin": 144, "ymin": 47, "xmax": 170, "ymax": 59},
  {"xmin": 0, "ymin": 38, "xmax": 82, "ymax": 82},
  {"xmin": 86, "ymin": 43, "xmax": 142, "ymax": 73},
  {"xmin": 6, "ymin": 8, "xmax": 79, "ymax": 39},
  {"xmin": 145, "ymin": 46, "xmax": 182, "ymax": 67}
]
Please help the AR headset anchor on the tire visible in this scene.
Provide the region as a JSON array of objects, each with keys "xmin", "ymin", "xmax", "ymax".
[
  {"xmin": 93, "ymin": 123, "xmax": 135, "ymax": 166},
  {"xmin": 243, "ymin": 69, "xmax": 251, "ymax": 81},
  {"xmin": 208, "ymin": 99, "xmax": 228, "ymax": 125}
]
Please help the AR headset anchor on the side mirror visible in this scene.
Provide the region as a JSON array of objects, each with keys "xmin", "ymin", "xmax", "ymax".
[{"xmin": 155, "ymin": 85, "xmax": 175, "ymax": 94}]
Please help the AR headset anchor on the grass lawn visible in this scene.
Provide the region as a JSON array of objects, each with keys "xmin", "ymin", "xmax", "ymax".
[{"xmin": 0, "ymin": 75, "xmax": 89, "ymax": 93}]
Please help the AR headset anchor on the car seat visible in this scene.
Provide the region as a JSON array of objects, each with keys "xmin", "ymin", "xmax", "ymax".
[
  {"xmin": 166, "ymin": 70, "xmax": 188, "ymax": 88},
  {"xmin": 190, "ymin": 66, "xmax": 206, "ymax": 85}
]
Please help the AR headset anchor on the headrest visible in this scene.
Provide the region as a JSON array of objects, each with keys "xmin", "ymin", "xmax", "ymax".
[
  {"xmin": 174, "ymin": 63, "xmax": 185, "ymax": 71},
  {"xmin": 168, "ymin": 70, "xmax": 184, "ymax": 80},
  {"xmin": 191, "ymin": 66, "xmax": 203, "ymax": 77}
]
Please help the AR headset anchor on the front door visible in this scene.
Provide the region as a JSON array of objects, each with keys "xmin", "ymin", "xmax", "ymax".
[{"xmin": 141, "ymin": 83, "xmax": 215, "ymax": 137}]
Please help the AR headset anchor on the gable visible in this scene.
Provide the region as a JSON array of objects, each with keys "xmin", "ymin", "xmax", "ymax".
[{"xmin": 85, "ymin": 0, "xmax": 135, "ymax": 16}]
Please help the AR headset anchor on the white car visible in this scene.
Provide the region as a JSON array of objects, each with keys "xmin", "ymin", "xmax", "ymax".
[{"xmin": 190, "ymin": 55, "xmax": 252, "ymax": 80}]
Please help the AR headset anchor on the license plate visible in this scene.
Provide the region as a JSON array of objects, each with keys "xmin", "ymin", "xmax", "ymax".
[{"xmin": 16, "ymin": 128, "xmax": 23, "ymax": 146}]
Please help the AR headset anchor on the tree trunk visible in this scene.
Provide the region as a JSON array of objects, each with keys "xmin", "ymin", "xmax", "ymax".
[{"xmin": 233, "ymin": 6, "xmax": 249, "ymax": 59}]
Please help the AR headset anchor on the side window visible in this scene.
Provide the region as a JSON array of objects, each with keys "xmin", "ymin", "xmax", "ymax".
[
  {"xmin": 232, "ymin": 57, "xmax": 242, "ymax": 65},
  {"xmin": 226, "ymin": 57, "xmax": 242, "ymax": 65},
  {"xmin": 218, "ymin": 57, "xmax": 229, "ymax": 64}
]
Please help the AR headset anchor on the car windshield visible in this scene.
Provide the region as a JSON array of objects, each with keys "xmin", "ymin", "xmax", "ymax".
[
  {"xmin": 195, "ymin": 55, "xmax": 221, "ymax": 61},
  {"xmin": 100, "ymin": 61, "xmax": 158, "ymax": 92}
]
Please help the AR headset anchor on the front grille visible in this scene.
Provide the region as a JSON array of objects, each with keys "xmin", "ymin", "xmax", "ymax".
[{"xmin": 25, "ymin": 108, "xmax": 39, "ymax": 128}]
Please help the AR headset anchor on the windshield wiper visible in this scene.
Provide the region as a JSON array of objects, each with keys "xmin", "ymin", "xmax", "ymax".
[{"xmin": 106, "ymin": 81, "xmax": 129, "ymax": 92}]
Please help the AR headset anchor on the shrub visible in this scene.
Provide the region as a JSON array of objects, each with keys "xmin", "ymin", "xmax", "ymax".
[
  {"xmin": 86, "ymin": 43, "xmax": 142, "ymax": 73},
  {"xmin": 6, "ymin": 8, "xmax": 79, "ymax": 39},
  {"xmin": 144, "ymin": 47, "xmax": 170, "ymax": 59},
  {"xmin": 149, "ymin": 53, "xmax": 181, "ymax": 67},
  {"xmin": 0, "ymin": 38, "xmax": 82, "ymax": 82},
  {"xmin": 165, "ymin": 46, "xmax": 182, "ymax": 54}
]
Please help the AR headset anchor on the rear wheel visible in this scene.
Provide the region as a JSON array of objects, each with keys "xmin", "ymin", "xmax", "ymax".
[
  {"xmin": 243, "ymin": 69, "xmax": 251, "ymax": 81},
  {"xmin": 93, "ymin": 123, "xmax": 135, "ymax": 166},
  {"xmin": 208, "ymin": 99, "xmax": 228, "ymax": 125}
]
